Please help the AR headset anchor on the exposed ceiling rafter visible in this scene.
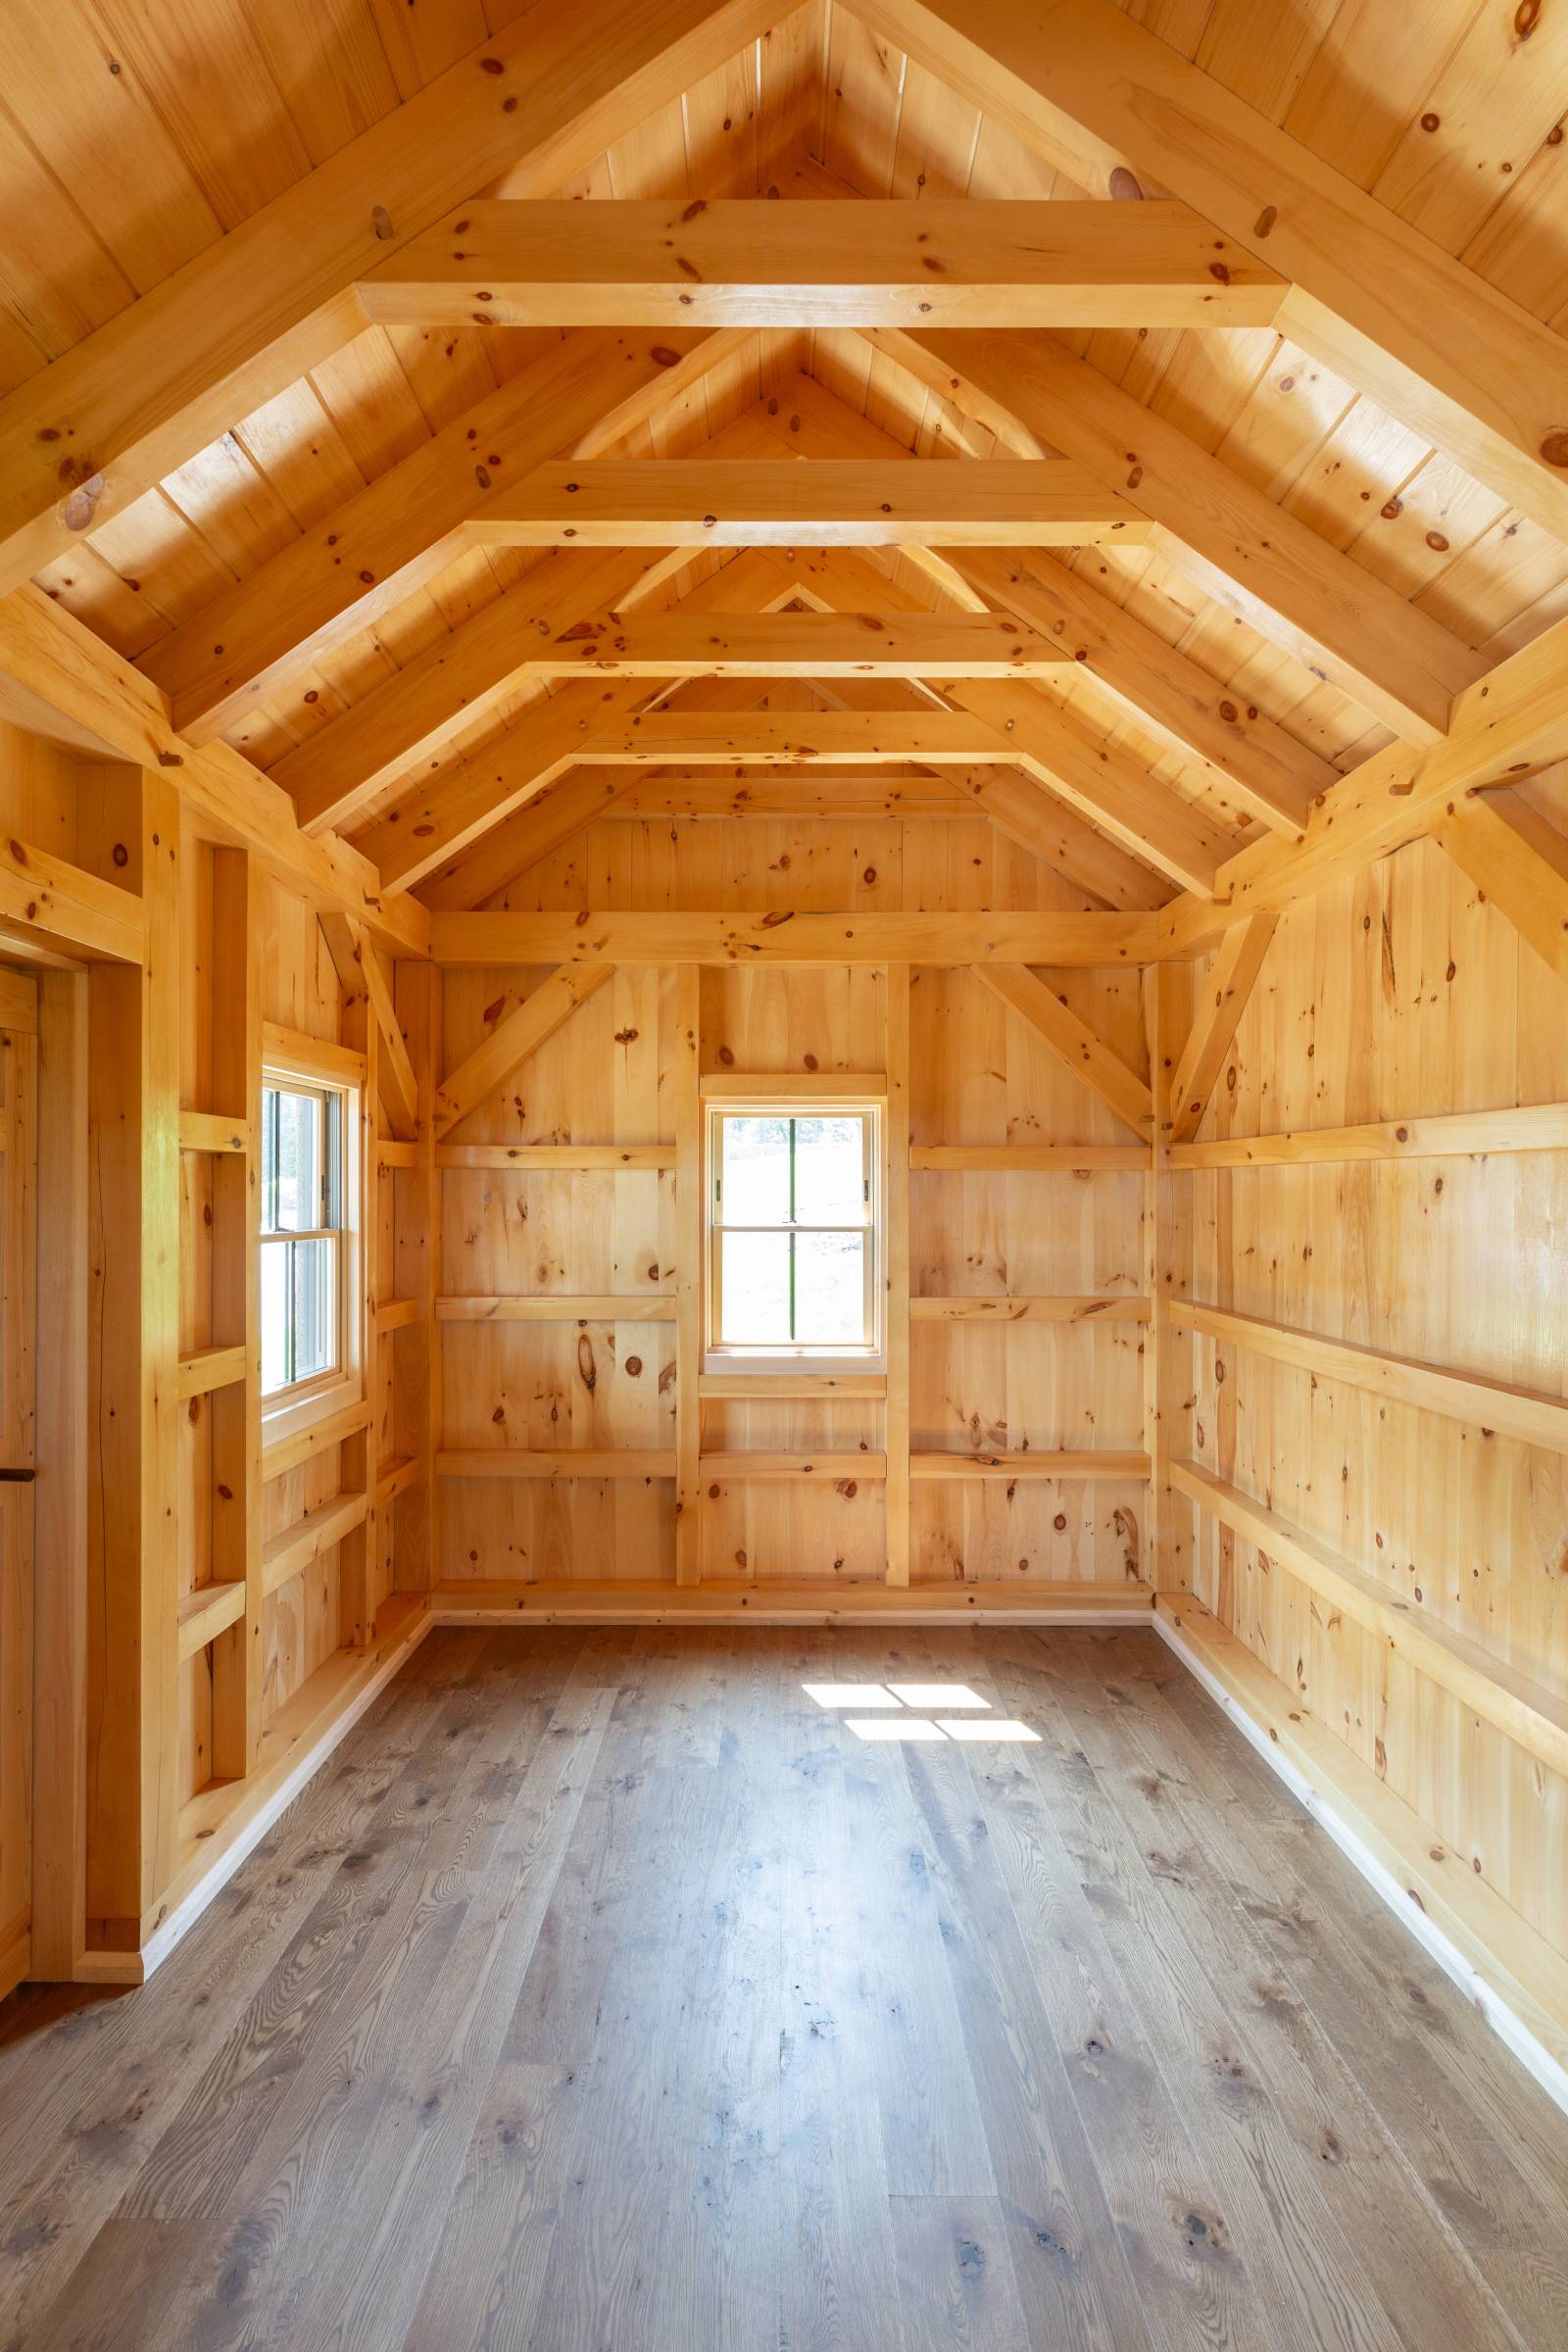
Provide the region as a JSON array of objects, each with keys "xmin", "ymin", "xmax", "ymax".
[
  {"xmin": 741, "ymin": 373, "xmax": 1333, "ymax": 832},
  {"xmin": 847, "ymin": 0, "xmax": 1568, "ymax": 543},
  {"xmin": 0, "ymin": 0, "xmax": 785, "ymax": 597},
  {"xmin": 860, "ymin": 321, "xmax": 1484, "ymax": 746},
  {"xmin": 1157, "ymin": 612, "xmax": 1568, "ymax": 956},
  {"xmin": 139, "ymin": 327, "xmax": 756, "ymax": 740}
]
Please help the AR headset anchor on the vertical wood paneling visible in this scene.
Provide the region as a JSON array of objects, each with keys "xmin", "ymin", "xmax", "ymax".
[{"xmin": 1189, "ymin": 832, "xmax": 1568, "ymax": 1960}]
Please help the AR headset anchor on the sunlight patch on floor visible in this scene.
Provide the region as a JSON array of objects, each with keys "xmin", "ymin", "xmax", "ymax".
[
  {"xmin": 844, "ymin": 1716, "xmax": 950, "ymax": 1740},
  {"xmin": 806, "ymin": 1681, "xmax": 1041, "ymax": 1744},
  {"xmin": 884, "ymin": 1683, "xmax": 989, "ymax": 1709},
  {"xmin": 802, "ymin": 1683, "xmax": 904, "ymax": 1708}
]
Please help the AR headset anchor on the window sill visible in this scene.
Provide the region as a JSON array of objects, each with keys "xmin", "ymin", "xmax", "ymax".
[
  {"xmin": 702, "ymin": 1354, "xmax": 886, "ymax": 1379},
  {"xmin": 262, "ymin": 1371, "xmax": 361, "ymax": 1453}
]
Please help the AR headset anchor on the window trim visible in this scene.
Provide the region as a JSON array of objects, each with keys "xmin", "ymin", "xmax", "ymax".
[
  {"xmin": 260, "ymin": 1037, "xmax": 365, "ymax": 1446},
  {"xmin": 703, "ymin": 1091, "xmax": 885, "ymax": 1371}
]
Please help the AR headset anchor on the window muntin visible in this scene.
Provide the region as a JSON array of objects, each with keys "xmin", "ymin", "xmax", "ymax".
[
  {"xmin": 261, "ymin": 1075, "xmax": 347, "ymax": 1397},
  {"xmin": 708, "ymin": 1105, "xmax": 879, "ymax": 1357}
]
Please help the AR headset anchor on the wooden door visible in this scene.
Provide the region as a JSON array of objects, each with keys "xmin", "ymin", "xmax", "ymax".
[{"xmin": 0, "ymin": 970, "xmax": 36, "ymax": 1999}]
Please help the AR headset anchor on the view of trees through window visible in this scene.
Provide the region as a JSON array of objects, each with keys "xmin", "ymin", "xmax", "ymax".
[
  {"xmin": 261, "ymin": 1078, "xmax": 344, "ymax": 1396},
  {"xmin": 711, "ymin": 1109, "xmax": 875, "ymax": 1350}
]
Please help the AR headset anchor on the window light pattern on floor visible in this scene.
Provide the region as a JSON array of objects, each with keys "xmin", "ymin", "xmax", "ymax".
[{"xmin": 803, "ymin": 1682, "xmax": 1041, "ymax": 1743}]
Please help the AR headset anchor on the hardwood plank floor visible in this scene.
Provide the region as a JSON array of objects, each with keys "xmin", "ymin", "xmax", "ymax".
[{"xmin": 3, "ymin": 1627, "xmax": 1566, "ymax": 2350}]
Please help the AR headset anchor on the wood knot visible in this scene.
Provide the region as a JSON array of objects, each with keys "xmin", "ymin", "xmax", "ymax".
[{"xmin": 61, "ymin": 472, "xmax": 105, "ymax": 532}]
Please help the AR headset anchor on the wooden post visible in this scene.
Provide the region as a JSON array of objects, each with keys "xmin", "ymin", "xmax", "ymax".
[
  {"xmin": 337, "ymin": 940, "xmax": 378, "ymax": 1649},
  {"xmin": 83, "ymin": 770, "xmax": 181, "ymax": 1943},
  {"xmin": 1144, "ymin": 958, "xmax": 1196, "ymax": 1594},
  {"xmin": 674, "ymin": 965, "xmax": 702, "ymax": 1587},
  {"xmin": 394, "ymin": 959, "xmax": 439, "ymax": 1594},
  {"xmin": 30, "ymin": 970, "xmax": 86, "ymax": 1979},
  {"xmin": 884, "ymin": 964, "xmax": 911, "ymax": 1587},
  {"xmin": 208, "ymin": 849, "xmax": 262, "ymax": 1775}
]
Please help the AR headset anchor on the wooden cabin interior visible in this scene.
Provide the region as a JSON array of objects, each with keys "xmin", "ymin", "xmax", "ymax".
[{"xmin": 1, "ymin": 0, "xmax": 1568, "ymax": 2342}]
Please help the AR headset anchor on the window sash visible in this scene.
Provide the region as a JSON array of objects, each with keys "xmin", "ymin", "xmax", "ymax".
[
  {"xmin": 262, "ymin": 1079, "xmax": 343, "ymax": 1238},
  {"xmin": 708, "ymin": 1105, "xmax": 880, "ymax": 1355},
  {"xmin": 260, "ymin": 1232, "xmax": 342, "ymax": 1395},
  {"xmin": 711, "ymin": 1109, "xmax": 872, "ymax": 1235},
  {"xmin": 261, "ymin": 1071, "xmax": 351, "ymax": 1402}
]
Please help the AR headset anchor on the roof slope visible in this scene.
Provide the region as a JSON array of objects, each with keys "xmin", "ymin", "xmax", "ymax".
[{"xmin": 0, "ymin": 0, "xmax": 1564, "ymax": 935}]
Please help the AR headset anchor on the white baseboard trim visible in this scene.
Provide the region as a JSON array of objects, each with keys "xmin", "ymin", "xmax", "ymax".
[
  {"xmin": 1152, "ymin": 1608, "xmax": 1568, "ymax": 2121},
  {"xmin": 81, "ymin": 1591, "xmax": 1568, "ymax": 2126},
  {"xmin": 79, "ymin": 1592, "xmax": 1141, "ymax": 1988},
  {"xmin": 118, "ymin": 1611, "xmax": 437, "ymax": 1987}
]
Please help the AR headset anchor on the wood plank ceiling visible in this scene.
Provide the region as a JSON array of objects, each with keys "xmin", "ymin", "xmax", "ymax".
[{"xmin": 2, "ymin": 0, "xmax": 1566, "ymax": 918}]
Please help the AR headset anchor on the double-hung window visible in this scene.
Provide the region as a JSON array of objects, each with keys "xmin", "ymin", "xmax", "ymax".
[
  {"xmin": 707, "ymin": 1102, "xmax": 880, "ymax": 1359},
  {"xmin": 261, "ymin": 1069, "xmax": 349, "ymax": 1402}
]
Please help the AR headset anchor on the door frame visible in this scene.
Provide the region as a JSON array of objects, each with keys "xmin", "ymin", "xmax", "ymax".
[
  {"xmin": 0, "ymin": 965, "xmax": 38, "ymax": 1998},
  {"xmin": 25, "ymin": 969, "xmax": 87, "ymax": 1983}
]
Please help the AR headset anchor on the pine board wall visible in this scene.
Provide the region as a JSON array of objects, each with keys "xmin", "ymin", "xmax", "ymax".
[
  {"xmin": 176, "ymin": 865, "xmax": 405, "ymax": 1799},
  {"xmin": 1179, "ymin": 825, "xmax": 1568, "ymax": 1966},
  {"xmin": 435, "ymin": 810, "xmax": 1149, "ymax": 1592}
]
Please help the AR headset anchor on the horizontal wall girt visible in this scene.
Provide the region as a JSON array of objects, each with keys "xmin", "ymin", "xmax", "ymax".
[{"xmin": 428, "ymin": 912, "xmax": 1156, "ymax": 966}]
